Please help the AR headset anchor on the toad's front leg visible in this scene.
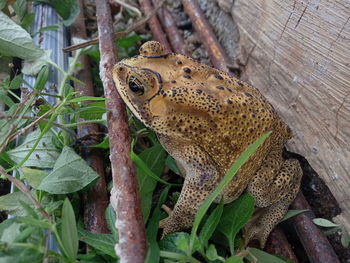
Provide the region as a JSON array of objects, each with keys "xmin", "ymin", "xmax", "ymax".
[{"xmin": 158, "ymin": 136, "xmax": 220, "ymax": 236}]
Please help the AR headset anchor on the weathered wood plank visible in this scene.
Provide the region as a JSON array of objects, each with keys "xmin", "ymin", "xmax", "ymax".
[{"xmin": 229, "ymin": 0, "xmax": 350, "ymax": 231}]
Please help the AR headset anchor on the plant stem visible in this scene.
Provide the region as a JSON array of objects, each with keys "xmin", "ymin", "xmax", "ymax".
[
  {"xmin": 6, "ymin": 99, "xmax": 66, "ymax": 173},
  {"xmin": 0, "ymin": 165, "xmax": 51, "ymax": 221},
  {"xmin": 63, "ymin": 119, "xmax": 106, "ymax": 128},
  {"xmin": 159, "ymin": 251, "xmax": 201, "ymax": 263}
]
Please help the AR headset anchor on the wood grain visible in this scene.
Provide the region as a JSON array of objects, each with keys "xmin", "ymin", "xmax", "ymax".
[{"xmin": 230, "ymin": 0, "xmax": 350, "ymax": 231}]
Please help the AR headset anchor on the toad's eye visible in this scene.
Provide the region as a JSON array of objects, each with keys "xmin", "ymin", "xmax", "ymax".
[{"xmin": 128, "ymin": 76, "xmax": 144, "ymax": 95}]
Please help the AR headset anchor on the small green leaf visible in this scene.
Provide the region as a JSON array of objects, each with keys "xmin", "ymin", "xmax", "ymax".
[
  {"xmin": 105, "ymin": 204, "xmax": 117, "ymax": 240},
  {"xmin": 199, "ymin": 199, "xmax": 224, "ymax": 248},
  {"xmin": 280, "ymin": 209, "xmax": 308, "ymax": 222},
  {"xmin": 12, "ymin": 0, "xmax": 26, "ymax": 21},
  {"xmin": 0, "ymin": 90, "xmax": 14, "ymax": 107},
  {"xmin": 32, "ymin": 0, "xmax": 80, "ymax": 26},
  {"xmin": 16, "ymin": 216, "xmax": 51, "ymax": 229},
  {"xmin": 165, "ymin": 155, "xmax": 180, "ymax": 175},
  {"xmin": 21, "ymin": 167, "xmax": 49, "ymax": 188},
  {"xmin": 159, "ymin": 232, "xmax": 194, "ymax": 255},
  {"xmin": 91, "ymin": 135, "xmax": 109, "ymax": 149},
  {"xmin": 33, "ymin": 65, "xmax": 49, "ymax": 91},
  {"xmin": 38, "ymin": 146, "xmax": 99, "ymax": 194},
  {"xmin": 313, "ymin": 218, "xmax": 340, "ymax": 228},
  {"xmin": 9, "ymin": 73, "xmax": 23, "ymax": 90},
  {"xmin": 76, "ymin": 102, "xmax": 106, "ymax": 120},
  {"xmin": 218, "ymin": 193, "xmax": 255, "ymax": 254},
  {"xmin": 145, "ymin": 187, "xmax": 169, "ymax": 263},
  {"xmin": 341, "ymin": 226, "xmax": 350, "ymax": 248},
  {"xmin": 0, "ymin": 221, "xmax": 21, "ymax": 243},
  {"xmin": 61, "ymin": 198, "xmax": 78, "ymax": 260},
  {"xmin": 0, "ymin": 192, "xmax": 32, "ymax": 216},
  {"xmin": 78, "ymin": 228, "xmax": 116, "ymax": 258},
  {"xmin": 134, "ymin": 144, "xmax": 167, "ymax": 222},
  {"xmin": 7, "ymin": 129, "xmax": 60, "ymax": 168},
  {"xmin": 68, "ymin": 96, "xmax": 106, "ymax": 103},
  {"xmin": 247, "ymin": 248, "xmax": 287, "ymax": 263},
  {"xmin": 206, "ymin": 244, "xmax": 224, "ymax": 261},
  {"xmin": 224, "ymin": 256, "xmax": 244, "ymax": 263}
]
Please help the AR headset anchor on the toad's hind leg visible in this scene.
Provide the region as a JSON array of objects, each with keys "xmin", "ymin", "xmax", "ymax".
[{"xmin": 245, "ymin": 149, "xmax": 302, "ymax": 247}]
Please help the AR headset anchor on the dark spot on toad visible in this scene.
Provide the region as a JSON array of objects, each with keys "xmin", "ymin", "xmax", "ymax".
[
  {"xmin": 227, "ymin": 99, "xmax": 233, "ymax": 104},
  {"xmin": 183, "ymin": 75, "xmax": 191, "ymax": 79},
  {"xmin": 183, "ymin": 67, "xmax": 191, "ymax": 73},
  {"xmin": 214, "ymin": 74, "xmax": 223, "ymax": 80},
  {"xmin": 216, "ymin": 86, "xmax": 224, "ymax": 90}
]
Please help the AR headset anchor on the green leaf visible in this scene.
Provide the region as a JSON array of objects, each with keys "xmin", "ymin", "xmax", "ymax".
[
  {"xmin": 78, "ymin": 228, "xmax": 117, "ymax": 258},
  {"xmin": 247, "ymin": 248, "xmax": 287, "ymax": 263},
  {"xmin": 9, "ymin": 73, "xmax": 23, "ymax": 90},
  {"xmin": 0, "ymin": 192, "xmax": 33, "ymax": 216},
  {"xmin": 16, "ymin": 216, "xmax": 51, "ymax": 229},
  {"xmin": 199, "ymin": 199, "xmax": 224, "ymax": 248},
  {"xmin": 0, "ymin": 90, "xmax": 14, "ymax": 107},
  {"xmin": 21, "ymin": 13, "xmax": 35, "ymax": 31},
  {"xmin": 0, "ymin": 11, "xmax": 44, "ymax": 59},
  {"xmin": 0, "ymin": 221, "xmax": 21, "ymax": 243},
  {"xmin": 165, "ymin": 155, "xmax": 180, "ymax": 175},
  {"xmin": 145, "ymin": 187, "xmax": 169, "ymax": 263},
  {"xmin": 61, "ymin": 198, "xmax": 78, "ymax": 260},
  {"xmin": 7, "ymin": 129, "xmax": 60, "ymax": 168},
  {"xmin": 159, "ymin": 232, "xmax": 190, "ymax": 255},
  {"xmin": 217, "ymin": 193, "xmax": 255, "ymax": 254},
  {"xmin": 224, "ymin": 256, "xmax": 244, "ymax": 263},
  {"xmin": 105, "ymin": 204, "xmax": 118, "ymax": 241},
  {"xmin": 189, "ymin": 132, "xmax": 271, "ymax": 253},
  {"xmin": 68, "ymin": 96, "xmax": 106, "ymax": 103},
  {"xmin": 206, "ymin": 244, "xmax": 224, "ymax": 261},
  {"xmin": 116, "ymin": 34, "xmax": 143, "ymax": 49},
  {"xmin": 280, "ymin": 209, "xmax": 308, "ymax": 222},
  {"xmin": 75, "ymin": 102, "xmax": 106, "ymax": 120},
  {"xmin": 134, "ymin": 144, "xmax": 167, "ymax": 222},
  {"xmin": 21, "ymin": 167, "xmax": 49, "ymax": 188},
  {"xmin": 341, "ymin": 226, "xmax": 350, "ymax": 248},
  {"xmin": 33, "ymin": 0, "xmax": 80, "ymax": 26},
  {"xmin": 22, "ymin": 49, "xmax": 51, "ymax": 76},
  {"xmin": 33, "ymin": 65, "xmax": 49, "ymax": 91},
  {"xmin": 313, "ymin": 218, "xmax": 340, "ymax": 228},
  {"xmin": 38, "ymin": 146, "xmax": 99, "ymax": 194},
  {"xmin": 0, "ymin": 0, "xmax": 7, "ymax": 10},
  {"xmin": 91, "ymin": 135, "xmax": 109, "ymax": 149},
  {"xmin": 12, "ymin": 0, "xmax": 26, "ymax": 21}
]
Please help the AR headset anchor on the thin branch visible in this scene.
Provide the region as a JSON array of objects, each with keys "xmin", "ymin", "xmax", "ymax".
[
  {"xmin": 0, "ymin": 165, "xmax": 52, "ymax": 222},
  {"xmin": 96, "ymin": 0, "xmax": 147, "ymax": 261},
  {"xmin": 63, "ymin": 0, "xmax": 165, "ymax": 53},
  {"xmin": 110, "ymin": 0, "xmax": 142, "ymax": 17}
]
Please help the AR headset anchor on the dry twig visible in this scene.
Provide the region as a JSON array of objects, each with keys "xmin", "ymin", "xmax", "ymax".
[
  {"xmin": 63, "ymin": 0, "xmax": 165, "ymax": 53},
  {"xmin": 95, "ymin": 0, "xmax": 147, "ymax": 261}
]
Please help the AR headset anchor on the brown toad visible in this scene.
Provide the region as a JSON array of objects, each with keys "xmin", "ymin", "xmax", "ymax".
[{"xmin": 112, "ymin": 41, "xmax": 302, "ymax": 247}]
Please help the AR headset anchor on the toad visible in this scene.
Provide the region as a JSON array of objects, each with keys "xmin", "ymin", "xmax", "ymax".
[{"xmin": 112, "ymin": 41, "xmax": 302, "ymax": 247}]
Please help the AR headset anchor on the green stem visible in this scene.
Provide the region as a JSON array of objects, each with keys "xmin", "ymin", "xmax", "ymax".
[
  {"xmin": 52, "ymin": 225, "xmax": 72, "ymax": 261},
  {"xmin": 159, "ymin": 251, "xmax": 201, "ymax": 263},
  {"xmin": 63, "ymin": 119, "xmax": 106, "ymax": 128},
  {"xmin": 6, "ymin": 89, "xmax": 21, "ymax": 101},
  {"xmin": 6, "ymin": 100, "xmax": 66, "ymax": 173}
]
